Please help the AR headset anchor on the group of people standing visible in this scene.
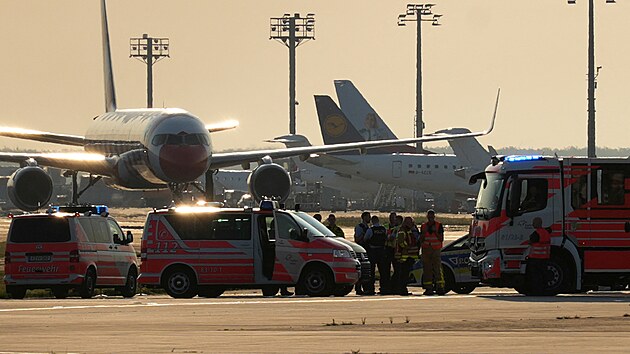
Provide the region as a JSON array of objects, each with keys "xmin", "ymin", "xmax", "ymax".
[{"xmin": 322, "ymin": 210, "xmax": 447, "ymax": 296}]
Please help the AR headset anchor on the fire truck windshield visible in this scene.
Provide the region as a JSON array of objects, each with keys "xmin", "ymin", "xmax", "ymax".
[{"xmin": 475, "ymin": 173, "xmax": 504, "ymax": 219}]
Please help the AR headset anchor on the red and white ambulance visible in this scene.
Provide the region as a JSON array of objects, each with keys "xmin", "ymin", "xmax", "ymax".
[
  {"xmin": 3, "ymin": 205, "xmax": 138, "ymax": 299},
  {"xmin": 138, "ymin": 201, "xmax": 362, "ymax": 298},
  {"xmin": 469, "ymin": 155, "xmax": 630, "ymax": 295}
]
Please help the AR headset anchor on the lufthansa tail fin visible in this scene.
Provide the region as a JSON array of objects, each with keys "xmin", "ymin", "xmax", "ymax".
[
  {"xmin": 334, "ymin": 80, "xmax": 398, "ymax": 140},
  {"xmin": 314, "ymin": 95, "xmax": 366, "ymax": 145},
  {"xmin": 101, "ymin": 0, "xmax": 117, "ymax": 113},
  {"xmin": 315, "ymin": 95, "xmax": 419, "ymax": 154}
]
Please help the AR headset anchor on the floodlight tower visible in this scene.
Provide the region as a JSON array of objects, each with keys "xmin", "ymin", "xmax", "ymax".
[
  {"xmin": 568, "ymin": 0, "xmax": 616, "ymax": 158},
  {"xmin": 130, "ymin": 34, "xmax": 170, "ymax": 108},
  {"xmin": 398, "ymin": 4, "xmax": 441, "ymax": 152},
  {"xmin": 270, "ymin": 13, "xmax": 315, "ymax": 135}
]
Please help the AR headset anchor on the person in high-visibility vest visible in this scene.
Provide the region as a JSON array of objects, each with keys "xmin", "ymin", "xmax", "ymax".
[
  {"xmin": 392, "ymin": 216, "xmax": 419, "ymax": 296},
  {"xmin": 527, "ymin": 217, "xmax": 551, "ymax": 294},
  {"xmin": 381, "ymin": 213, "xmax": 401, "ymax": 295},
  {"xmin": 419, "ymin": 209, "xmax": 445, "ymax": 296}
]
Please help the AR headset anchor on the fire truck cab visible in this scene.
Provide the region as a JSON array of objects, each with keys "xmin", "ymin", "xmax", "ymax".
[
  {"xmin": 470, "ymin": 155, "xmax": 630, "ymax": 295},
  {"xmin": 138, "ymin": 201, "xmax": 363, "ymax": 298}
]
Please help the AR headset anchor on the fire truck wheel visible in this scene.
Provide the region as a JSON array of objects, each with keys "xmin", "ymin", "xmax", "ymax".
[
  {"xmin": 120, "ymin": 268, "xmax": 137, "ymax": 298},
  {"xmin": 79, "ymin": 268, "xmax": 96, "ymax": 299},
  {"xmin": 333, "ymin": 284, "xmax": 353, "ymax": 297},
  {"xmin": 6, "ymin": 286, "xmax": 26, "ymax": 299},
  {"xmin": 198, "ymin": 286, "xmax": 224, "ymax": 298},
  {"xmin": 298, "ymin": 265, "xmax": 333, "ymax": 297},
  {"xmin": 542, "ymin": 259, "xmax": 567, "ymax": 296},
  {"xmin": 52, "ymin": 286, "xmax": 69, "ymax": 299},
  {"xmin": 164, "ymin": 267, "xmax": 198, "ymax": 298}
]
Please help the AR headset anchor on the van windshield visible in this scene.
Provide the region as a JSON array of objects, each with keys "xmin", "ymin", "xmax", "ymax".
[
  {"xmin": 10, "ymin": 217, "xmax": 71, "ymax": 243},
  {"xmin": 293, "ymin": 212, "xmax": 334, "ymax": 237}
]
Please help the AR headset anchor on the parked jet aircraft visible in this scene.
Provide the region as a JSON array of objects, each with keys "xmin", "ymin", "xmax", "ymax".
[
  {"xmin": 0, "ymin": 1, "xmax": 493, "ymax": 211},
  {"xmin": 272, "ymin": 94, "xmax": 497, "ymax": 199}
]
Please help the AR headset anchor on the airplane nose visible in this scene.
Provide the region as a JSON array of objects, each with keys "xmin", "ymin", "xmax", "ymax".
[{"xmin": 159, "ymin": 145, "xmax": 209, "ymax": 183}]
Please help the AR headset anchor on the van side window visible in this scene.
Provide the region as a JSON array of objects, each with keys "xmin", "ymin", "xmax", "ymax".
[
  {"xmin": 78, "ymin": 218, "xmax": 97, "ymax": 242},
  {"xmin": 164, "ymin": 213, "xmax": 251, "ymax": 241},
  {"xmin": 90, "ymin": 219, "xmax": 112, "ymax": 243},
  {"xmin": 210, "ymin": 215, "xmax": 251, "ymax": 240},
  {"xmin": 108, "ymin": 219, "xmax": 125, "ymax": 243},
  {"xmin": 275, "ymin": 213, "xmax": 301, "ymax": 241}
]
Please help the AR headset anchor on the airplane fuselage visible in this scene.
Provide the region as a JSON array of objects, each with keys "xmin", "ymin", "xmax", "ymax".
[
  {"xmin": 308, "ymin": 153, "xmax": 478, "ymax": 196},
  {"xmin": 83, "ymin": 108, "xmax": 212, "ymax": 189}
]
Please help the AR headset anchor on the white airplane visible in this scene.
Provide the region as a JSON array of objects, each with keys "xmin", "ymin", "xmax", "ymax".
[
  {"xmin": 0, "ymin": 1, "xmax": 493, "ymax": 211},
  {"xmin": 272, "ymin": 89, "xmax": 498, "ymax": 200}
]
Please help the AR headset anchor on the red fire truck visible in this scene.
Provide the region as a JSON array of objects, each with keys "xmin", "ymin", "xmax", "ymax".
[
  {"xmin": 469, "ymin": 155, "xmax": 630, "ymax": 295},
  {"xmin": 138, "ymin": 201, "xmax": 363, "ymax": 298}
]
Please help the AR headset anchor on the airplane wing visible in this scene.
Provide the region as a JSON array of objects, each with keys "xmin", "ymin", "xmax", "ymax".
[
  {"xmin": 0, "ymin": 152, "xmax": 115, "ymax": 176},
  {"xmin": 211, "ymin": 88, "xmax": 499, "ymax": 169},
  {"xmin": 205, "ymin": 120, "xmax": 239, "ymax": 133},
  {"xmin": 0, "ymin": 127, "xmax": 85, "ymax": 146},
  {"xmin": 211, "ymin": 123, "xmax": 494, "ymax": 169}
]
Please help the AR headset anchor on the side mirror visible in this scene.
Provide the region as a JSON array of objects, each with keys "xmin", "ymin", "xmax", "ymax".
[
  {"xmin": 126, "ymin": 230, "xmax": 134, "ymax": 244},
  {"xmin": 113, "ymin": 234, "xmax": 122, "ymax": 244}
]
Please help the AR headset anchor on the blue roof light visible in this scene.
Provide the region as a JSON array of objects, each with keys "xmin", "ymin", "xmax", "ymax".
[{"xmin": 505, "ymin": 155, "xmax": 544, "ymax": 163}]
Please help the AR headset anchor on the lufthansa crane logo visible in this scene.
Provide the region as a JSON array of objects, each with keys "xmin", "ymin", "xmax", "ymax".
[{"xmin": 324, "ymin": 114, "xmax": 347, "ymax": 137}]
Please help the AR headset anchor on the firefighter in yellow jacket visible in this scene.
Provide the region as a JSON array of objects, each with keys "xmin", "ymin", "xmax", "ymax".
[
  {"xmin": 420, "ymin": 209, "xmax": 446, "ymax": 295},
  {"xmin": 393, "ymin": 216, "xmax": 419, "ymax": 296}
]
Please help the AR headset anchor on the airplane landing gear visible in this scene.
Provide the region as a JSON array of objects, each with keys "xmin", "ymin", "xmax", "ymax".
[{"xmin": 63, "ymin": 171, "xmax": 102, "ymax": 205}]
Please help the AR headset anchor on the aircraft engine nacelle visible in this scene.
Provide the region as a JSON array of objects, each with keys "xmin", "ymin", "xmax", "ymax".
[
  {"xmin": 7, "ymin": 166, "xmax": 53, "ymax": 211},
  {"xmin": 247, "ymin": 162, "xmax": 291, "ymax": 203}
]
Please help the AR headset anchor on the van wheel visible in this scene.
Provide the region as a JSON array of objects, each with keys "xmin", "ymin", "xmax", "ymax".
[
  {"xmin": 79, "ymin": 268, "xmax": 96, "ymax": 299},
  {"xmin": 261, "ymin": 285, "xmax": 280, "ymax": 297},
  {"xmin": 6, "ymin": 286, "xmax": 26, "ymax": 299},
  {"xmin": 120, "ymin": 268, "xmax": 137, "ymax": 298},
  {"xmin": 333, "ymin": 284, "xmax": 353, "ymax": 297},
  {"xmin": 299, "ymin": 265, "xmax": 333, "ymax": 297},
  {"xmin": 52, "ymin": 286, "xmax": 69, "ymax": 299},
  {"xmin": 164, "ymin": 267, "xmax": 197, "ymax": 298},
  {"xmin": 198, "ymin": 286, "xmax": 224, "ymax": 298}
]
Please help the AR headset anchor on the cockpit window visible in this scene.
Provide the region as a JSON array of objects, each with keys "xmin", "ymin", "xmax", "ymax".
[
  {"xmin": 152, "ymin": 133, "xmax": 209, "ymax": 146},
  {"xmin": 151, "ymin": 134, "xmax": 167, "ymax": 146}
]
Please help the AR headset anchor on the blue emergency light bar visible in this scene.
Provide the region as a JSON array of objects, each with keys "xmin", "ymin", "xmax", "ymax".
[
  {"xmin": 259, "ymin": 200, "xmax": 279, "ymax": 211},
  {"xmin": 505, "ymin": 155, "xmax": 544, "ymax": 163},
  {"xmin": 50, "ymin": 205, "xmax": 109, "ymax": 215}
]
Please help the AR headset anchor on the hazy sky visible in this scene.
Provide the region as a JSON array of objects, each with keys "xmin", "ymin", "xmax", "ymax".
[{"xmin": 1, "ymin": 0, "xmax": 629, "ymax": 153}]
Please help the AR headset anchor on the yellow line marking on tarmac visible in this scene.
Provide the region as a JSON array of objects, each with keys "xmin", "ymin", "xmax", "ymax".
[{"xmin": 0, "ymin": 295, "xmax": 475, "ymax": 313}]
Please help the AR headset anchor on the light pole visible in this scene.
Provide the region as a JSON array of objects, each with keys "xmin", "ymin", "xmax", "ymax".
[
  {"xmin": 568, "ymin": 0, "xmax": 616, "ymax": 158},
  {"xmin": 130, "ymin": 34, "xmax": 170, "ymax": 108},
  {"xmin": 270, "ymin": 13, "xmax": 315, "ymax": 135},
  {"xmin": 398, "ymin": 4, "xmax": 441, "ymax": 153}
]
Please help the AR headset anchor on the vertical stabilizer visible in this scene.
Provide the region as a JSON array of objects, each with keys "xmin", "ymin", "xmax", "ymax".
[
  {"xmin": 334, "ymin": 80, "xmax": 398, "ymax": 140},
  {"xmin": 314, "ymin": 95, "xmax": 367, "ymax": 145},
  {"xmin": 101, "ymin": 0, "xmax": 117, "ymax": 112},
  {"xmin": 435, "ymin": 127, "xmax": 490, "ymax": 170},
  {"xmin": 314, "ymin": 95, "xmax": 417, "ymax": 154}
]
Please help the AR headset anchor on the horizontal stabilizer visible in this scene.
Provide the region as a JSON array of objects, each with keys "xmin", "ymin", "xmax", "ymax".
[{"xmin": 265, "ymin": 134, "xmax": 312, "ymax": 148}]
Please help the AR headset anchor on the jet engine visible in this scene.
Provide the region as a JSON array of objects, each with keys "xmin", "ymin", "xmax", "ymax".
[
  {"xmin": 248, "ymin": 162, "xmax": 291, "ymax": 203},
  {"xmin": 7, "ymin": 166, "xmax": 53, "ymax": 211}
]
